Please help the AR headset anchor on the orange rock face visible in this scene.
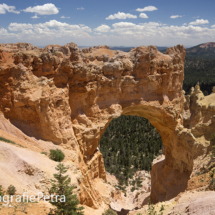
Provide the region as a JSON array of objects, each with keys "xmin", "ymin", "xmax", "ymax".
[{"xmin": 1, "ymin": 42, "xmax": 214, "ymax": 208}]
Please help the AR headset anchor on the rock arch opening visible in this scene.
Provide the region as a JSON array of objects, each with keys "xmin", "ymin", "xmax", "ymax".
[
  {"xmin": 100, "ymin": 115, "xmax": 164, "ymax": 187},
  {"xmin": 88, "ymin": 99, "xmax": 192, "ymax": 207}
]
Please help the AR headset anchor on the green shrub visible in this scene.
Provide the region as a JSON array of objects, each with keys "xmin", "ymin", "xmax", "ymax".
[
  {"xmin": 0, "ymin": 185, "xmax": 4, "ymax": 197},
  {"xmin": 147, "ymin": 198, "xmax": 164, "ymax": 215},
  {"xmin": 209, "ymin": 178, "xmax": 215, "ymax": 190},
  {"xmin": 49, "ymin": 149, "xmax": 65, "ymax": 162},
  {"xmin": 102, "ymin": 209, "xmax": 117, "ymax": 215},
  {"xmin": 131, "ymin": 187, "xmax": 135, "ymax": 192},
  {"xmin": 160, "ymin": 204, "xmax": 164, "ymax": 211},
  {"xmin": 0, "ymin": 136, "xmax": 16, "ymax": 144},
  {"xmin": 7, "ymin": 185, "xmax": 16, "ymax": 195},
  {"xmin": 0, "ymin": 136, "xmax": 24, "ymax": 147}
]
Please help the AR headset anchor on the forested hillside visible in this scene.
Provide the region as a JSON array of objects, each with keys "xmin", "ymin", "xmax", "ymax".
[
  {"xmin": 100, "ymin": 115, "xmax": 163, "ymax": 185},
  {"xmin": 183, "ymin": 57, "xmax": 215, "ymax": 95},
  {"xmin": 185, "ymin": 42, "xmax": 215, "ymax": 59}
]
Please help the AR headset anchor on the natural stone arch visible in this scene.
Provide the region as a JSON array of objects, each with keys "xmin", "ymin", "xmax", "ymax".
[
  {"xmin": 69, "ymin": 45, "xmax": 193, "ymax": 206},
  {"xmin": 75, "ymin": 97, "xmax": 192, "ymax": 205},
  {"xmin": 0, "ymin": 43, "xmax": 200, "ymax": 208}
]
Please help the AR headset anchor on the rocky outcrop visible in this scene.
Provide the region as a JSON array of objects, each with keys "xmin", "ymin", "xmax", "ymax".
[{"xmin": 0, "ymin": 42, "xmax": 215, "ymax": 209}]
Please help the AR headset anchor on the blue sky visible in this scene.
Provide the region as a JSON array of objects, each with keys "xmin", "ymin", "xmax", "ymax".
[{"xmin": 0, "ymin": 0, "xmax": 215, "ymax": 47}]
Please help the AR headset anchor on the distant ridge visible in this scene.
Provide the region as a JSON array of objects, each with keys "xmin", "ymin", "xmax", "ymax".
[
  {"xmin": 186, "ymin": 42, "xmax": 215, "ymax": 59},
  {"xmin": 109, "ymin": 46, "xmax": 168, "ymax": 52}
]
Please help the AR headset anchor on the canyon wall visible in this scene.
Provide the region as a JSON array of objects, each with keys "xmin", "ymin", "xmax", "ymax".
[{"xmin": 0, "ymin": 42, "xmax": 214, "ymax": 208}]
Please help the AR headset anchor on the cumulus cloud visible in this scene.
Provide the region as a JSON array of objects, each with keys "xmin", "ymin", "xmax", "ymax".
[
  {"xmin": 136, "ymin": 6, "xmax": 158, "ymax": 12},
  {"xmin": 8, "ymin": 23, "xmax": 33, "ymax": 31},
  {"xmin": 105, "ymin": 21, "xmax": 215, "ymax": 42},
  {"xmin": 183, "ymin": 23, "xmax": 187, "ymax": 26},
  {"xmin": 77, "ymin": 7, "xmax": 84, "ymax": 10},
  {"xmin": 112, "ymin": 22, "xmax": 136, "ymax": 29},
  {"xmin": 170, "ymin": 15, "xmax": 182, "ymax": 19},
  {"xmin": 139, "ymin": 13, "xmax": 148, "ymax": 18},
  {"xmin": 31, "ymin": 14, "xmax": 39, "ymax": 19},
  {"xmin": 23, "ymin": 3, "xmax": 59, "ymax": 15},
  {"xmin": 81, "ymin": 26, "xmax": 92, "ymax": 32},
  {"xmin": 61, "ymin": 16, "xmax": 70, "ymax": 19},
  {"xmin": 0, "ymin": 28, "xmax": 16, "ymax": 40},
  {"xmin": 0, "ymin": 3, "xmax": 20, "ymax": 14},
  {"xmin": 106, "ymin": 12, "xmax": 137, "ymax": 20},
  {"xmin": 34, "ymin": 20, "xmax": 79, "ymax": 29},
  {"xmin": 5, "ymin": 20, "xmax": 91, "ymax": 41},
  {"xmin": 3, "ymin": 19, "xmax": 215, "ymax": 47},
  {"xmin": 189, "ymin": 19, "xmax": 209, "ymax": 25},
  {"xmin": 94, "ymin": 24, "xmax": 110, "ymax": 32}
]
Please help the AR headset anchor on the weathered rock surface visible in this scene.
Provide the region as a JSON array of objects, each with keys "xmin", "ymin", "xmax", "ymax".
[
  {"xmin": 168, "ymin": 191, "xmax": 215, "ymax": 215},
  {"xmin": 109, "ymin": 170, "xmax": 151, "ymax": 213},
  {"xmin": 128, "ymin": 191, "xmax": 215, "ymax": 215},
  {"xmin": 0, "ymin": 42, "xmax": 215, "ymax": 211}
]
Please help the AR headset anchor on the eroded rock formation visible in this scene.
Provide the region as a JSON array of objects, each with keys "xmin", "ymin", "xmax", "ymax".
[{"xmin": 0, "ymin": 42, "xmax": 214, "ymax": 209}]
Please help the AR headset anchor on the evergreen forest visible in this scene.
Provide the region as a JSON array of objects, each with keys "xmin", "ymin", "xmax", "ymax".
[
  {"xmin": 100, "ymin": 115, "xmax": 163, "ymax": 185},
  {"xmin": 183, "ymin": 57, "xmax": 215, "ymax": 95}
]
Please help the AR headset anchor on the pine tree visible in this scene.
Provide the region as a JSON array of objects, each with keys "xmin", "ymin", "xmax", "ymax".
[{"xmin": 49, "ymin": 163, "xmax": 84, "ymax": 215}]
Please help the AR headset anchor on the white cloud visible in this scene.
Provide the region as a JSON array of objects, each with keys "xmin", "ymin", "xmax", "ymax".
[
  {"xmin": 61, "ymin": 16, "xmax": 70, "ymax": 19},
  {"xmin": 0, "ymin": 28, "xmax": 15, "ymax": 35},
  {"xmin": 183, "ymin": 23, "xmax": 187, "ymax": 26},
  {"xmin": 23, "ymin": 3, "xmax": 59, "ymax": 15},
  {"xmin": 3, "ymin": 20, "xmax": 92, "ymax": 44},
  {"xmin": 106, "ymin": 12, "xmax": 137, "ymax": 20},
  {"xmin": 7, "ymin": 20, "xmax": 87, "ymax": 32},
  {"xmin": 139, "ymin": 13, "xmax": 148, "ymax": 19},
  {"xmin": 79, "ymin": 24, "xmax": 85, "ymax": 27},
  {"xmin": 34, "ymin": 20, "xmax": 80, "ymax": 29},
  {"xmin": 112, "ymin": 22, "xmax": 136, "ymax": 29},
  {"xmin": 94, "ymin": 24, "xmax": 110, "ymax": 32},
  {"xmin": 31, "ymin": 14, "xmax": 39, "ymax": 19},
  {"xmin": 81, "ymin": 26, "xmax": 92, "ymax": 32},
  {"xmin": 170, "ymin": 15, "xmax": 182, "ymax": 19},
  {"xmin": 136, "ymin": 6, "xmax": 158, "ymax": 12},
  {"xmin": 8, "ymin": 23, "xmax": 33, "ymax": 31},
  {"xmin": 105, "ymin": 21, "xmax": 215, "ymax": 43},
  {"xmin": 94, "ymin": 32, "xmax": 102, "ymax": 35},
  {"xmin": 0, "ymin": 3, "xmax": 20, "ymax": 14},
  {"xmin": 77, "ymin": 7, "xmax": 84, "ymax": 10},
  {"xmin": 189, "ymin": 19, "xmax": 209, "ymax": 25},
  {"xmin": 3, "ymin": 19, "xmax": 215, "ymax": 47}
]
